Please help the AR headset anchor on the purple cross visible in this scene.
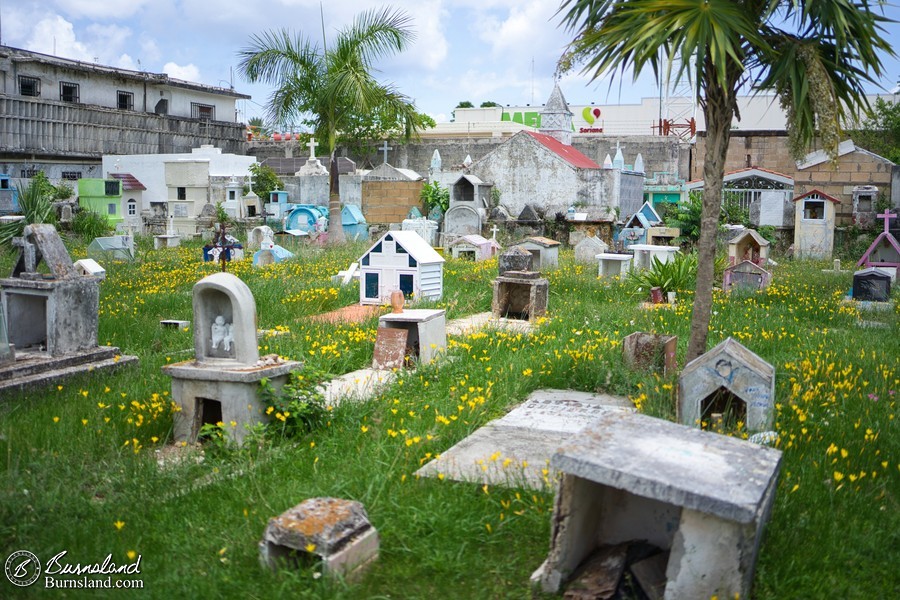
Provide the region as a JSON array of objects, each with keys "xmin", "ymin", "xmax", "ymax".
[{"xmin": 877, "ymin": 209, "xmax": 897, "ymax": 234}]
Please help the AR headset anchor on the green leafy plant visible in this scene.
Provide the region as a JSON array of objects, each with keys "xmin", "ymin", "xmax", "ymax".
[
  {"xmin": 627, "ymin": 252, "xmax": 698, "ymax": 296},
  {"xmin": 215, "ymin": 202, "xmax": 231, "ymax": 226},
  {"xmin": 259, "ymin": 368, "xmax": 329, "ymax": 438},
  {"xmin": 420, "ymin": 181, "xmax": 449, "ymax": 214},
  {"xmin": 248, "ymin": 163, "xmax": 283, "ymax": 201},
  {"xmin": 71, "ymin": 209, "xmax": 113, "ymax": 240},
  {"xmin": 665, "ymin": 191, "xmax": 703, "ymax": 245},
  {"xmin": 721, "ymin": 192, "xmax": 750, "ymax": 226},
  {"xmin": 54, "ymin": 182, "xmax": 74, "ymax": 200},
  {"xmin": 0, "ymin": 175, "xmax": 58, "ymax": 251}
]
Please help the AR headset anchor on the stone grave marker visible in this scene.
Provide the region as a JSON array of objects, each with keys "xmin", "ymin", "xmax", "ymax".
[
  {"xmin": 852, "ymin": 267, "xmax": 891, "ymax": 302},
  {"xmin": 498, "ymin": 245, "xmax": 532, "ymax": 275},
  {"xmin": 260, "ymin": 497, "xmax": 379, "ymax": 580},
  {"xmin": 532, "ymin": 409, "xmax": 782, "ymax": 600},
  {"xmin": 372, "ymin": 327, "xmax": 408, "ymax": 369},
  {"xmin": 248, "ymin": 225, "xmax": 275, "ymax": 251},
  {"xmin": 377, "ymin": 309, "xmax": 446, "ymax": 366},
  {"xmin": 622, "ymin": 332, "xmax": 677, "ymax": 374},
  {"xmin": 574, "ymin": 235, "xmax": 608, "ymax": 264}
]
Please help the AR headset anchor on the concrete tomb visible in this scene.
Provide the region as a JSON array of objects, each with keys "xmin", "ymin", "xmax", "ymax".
[
  {"xmin": 247, "ymin": 225, "xmax": 276, "ymax": 251},
  {"xmin": 630, "ymin": 244, "xmax": 679, "ymax": 271},
  {"xmin": 449, "ymin": 234, "xmax": 501, "ymax": 262},
  {"xmin": 596, "ymin": 253, "xmax": 633, "ymax": 279},
  {"xmin": 260, "ymin": 497, "xmax": 379, "ymax": 580},
  {"xmin": 162, "ymin": 272, "xmax": 301, "ymax": 444},
  {"xmin": 492, "ymin": 271, "xmax": 549, "ymax": 321},
  {"xmin": 498, "ymin": 245, "xmax": 533, "ymax": 275},
  {"xmin": 515, "ymin": 237, "xmax": 560, "ymax": 270},
  {"xmin": 0, "ymin": 224, "xmax": 137, "ymax": 391},
  {"xmin": 533, "ymin": 410, "xmax": 782, "ymax": 600},
  {"xmin": 678, "ymin": 337, "xmax": 775, "ymax": 433},
  {"xmin": 793, "ymin": 189, "xmax": 838, "ymax": 260},
  {"xmin": 375, "ymin": 309, "xmax": 447, "ymax": 368}
]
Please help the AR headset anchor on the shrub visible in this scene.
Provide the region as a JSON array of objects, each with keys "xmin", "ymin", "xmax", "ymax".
[
  {"xmin": 420, "ymin": 181, "xmax": 449, "ymax": 213},
  {"xmin": 259, "ymin": 368, "xmax": 329, "ymax": 438},
  {"xmin": 0, "ymin": 175, "xmax": 57, "ymax": 251},
  {"xmin": 627, "ymin": 252, "xmax": 698, "ymax": 296},
  {"xmin": 71, "ymin": 209, "xmax": 112, "ymax": 240}
]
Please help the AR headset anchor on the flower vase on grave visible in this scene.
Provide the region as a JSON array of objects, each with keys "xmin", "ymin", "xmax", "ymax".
[{"xmin": 390, "ymin": 290, "xmax": 405, "ymax": 314}]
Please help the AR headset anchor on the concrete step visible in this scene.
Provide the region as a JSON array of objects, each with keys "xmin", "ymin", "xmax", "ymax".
[
  {"xmin": 0, "ymin": 347, "xmax": 125, "ymax": 382},
  {"xmin": 0, "ymin": 353, "xmax": 139, "ymax": 395}
]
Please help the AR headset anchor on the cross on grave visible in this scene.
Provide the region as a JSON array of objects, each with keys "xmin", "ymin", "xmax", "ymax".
[
  {"xmin": 380, "ymin": 140, "xmax": 392, "ymax": 164},
  {"xmin": 307, "ymin": 137, "xmax": 319, "ymax": 160},
  {"xmin": 877, "ymin": 209, "xmax": 897, "ymax": 234},
  {"xmin": 490, "ymin": 225, "xmax": 499, "ymax": 240},
  {"xmin": 210, "ymin": 222, "xmax": 238, "ymax": 272}
]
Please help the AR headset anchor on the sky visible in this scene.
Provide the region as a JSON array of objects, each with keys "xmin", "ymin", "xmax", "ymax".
[{"xmin": 2, "ymin": 0, "xmax": 899, "ymax": 127}]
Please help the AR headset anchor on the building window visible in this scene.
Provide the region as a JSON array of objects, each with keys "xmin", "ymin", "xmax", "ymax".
[
  {"xmin": 105, "ymin": 180, "xmax": 120, "ymax": 196},
  {"xmin": 20, "ymin": 169, "xmax": 39, "ymax": 178},
  {"xmin": 803, "ymin": 198, "xmax": 825, "ymax": 220},
  {"xmin": 177, "ymin": 187, "xmax": 186, "ymax": 200},
  {"xmin": 191, "ymin": 102, "xmax": 215, "ymax": 120},
  {"xmin": 127, "ymin": 199, "xmax": 137, "ymax": 216},
  {"xmin": 19, "ymin": 76, "xmax": 41, "ymax": 97},
  {"xmin": 60, "ymin": 82, "xmax": 80, "ymax": 103},
  {"xmin": 108, "ymin": 203, "xmax": 117, "ymax": 215},
  {"xmin": 228, "ymin": 190, "xmax": 236, "ymax": 200},
  {"xmin": 61, "ymin": 171, "xmax": 82, "ymax": 181},
  {"xmin": 117, "ymin": 91, "xmax": 134, "ymax": 110}
]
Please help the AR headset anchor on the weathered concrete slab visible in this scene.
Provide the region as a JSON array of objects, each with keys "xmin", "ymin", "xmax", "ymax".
[
  {"xmin": 318, "ymin": 368, "xmax": 396, "ymax": 406},
  {"xmin": 552, "ymin": 410, "xmax": 782, "ymax": 524},
  {"xmin": 446, "ymin": 312, "xmax": 534, "ymax": 336},
  {"xmin": 416, "ymin": 389, "xmax": 633, "ymax": 489}
]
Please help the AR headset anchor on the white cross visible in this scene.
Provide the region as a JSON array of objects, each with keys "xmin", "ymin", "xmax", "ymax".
[
  {"xmin": 307, "ymin": 138, "xmax": 319, "ymax": 160},
  {"xmin": 490, "ymin": 225, "xmax": 499, "ymax": 240},
  {"xmin": 380, "ymin": 140, "xmax": 393, "ymax": 164}
]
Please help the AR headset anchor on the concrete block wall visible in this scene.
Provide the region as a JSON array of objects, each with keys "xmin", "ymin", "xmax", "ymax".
[{"xmin": 361, "ymin": 181, "xmax": 424, "ymax": 224}]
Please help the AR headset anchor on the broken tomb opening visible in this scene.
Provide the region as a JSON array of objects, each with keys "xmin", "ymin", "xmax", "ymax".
[{"xmin": 699, "ymin": 386, "xmax": 747, "ymax": 431}]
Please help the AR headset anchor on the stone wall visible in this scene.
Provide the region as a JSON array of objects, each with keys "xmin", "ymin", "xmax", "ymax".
[
  {"xmin": 692, "ymin": 131, "xmax": 899, "ymax": 225},
  {"xmin": 361, "ymin": 181, "xmax": 424, "ymax": 224}
]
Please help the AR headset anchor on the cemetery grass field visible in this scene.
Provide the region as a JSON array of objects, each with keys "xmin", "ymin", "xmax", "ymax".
[{"xmin": 1, "ymin": 235, "xmax": 898, "ymax": 599}]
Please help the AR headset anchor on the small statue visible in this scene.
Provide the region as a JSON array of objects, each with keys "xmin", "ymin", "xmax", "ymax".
[
  {"xmin": 223, "ymin": 322, "xmax": 234, "ymax": 352},
  {"xmin": 211, "ymin": 315, "xmax": 229, "ymax": 350}
]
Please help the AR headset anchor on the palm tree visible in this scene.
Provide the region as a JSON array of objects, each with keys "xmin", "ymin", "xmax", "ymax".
[
  {"xmin": 558, "ymin": 0, "xmax": 894, "ymax": 361},
  {"xmin": 238, "ymin": 7, "xmax": 424, "ymax": 243}
]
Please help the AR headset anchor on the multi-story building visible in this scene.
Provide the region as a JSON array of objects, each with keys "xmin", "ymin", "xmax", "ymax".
[{"xmin": 0, "ymin": 45, "xmax": 249, "ymax": 187}]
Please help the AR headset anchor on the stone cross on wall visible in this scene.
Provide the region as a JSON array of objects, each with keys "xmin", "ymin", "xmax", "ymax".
[
  {"xmin": 491, "ymin": 225, "xmax": 499, "ymax": 240},
  {"xmin": 307, "ymin": 138, "xmax": 319, "ymax": 160},
  {"xmin": 877, "ymin": 209, "xmax": 897, "ymax": 234},
  {"xmin": 380, "ymin": 140, "xmax": 392, "ymax": 164}
]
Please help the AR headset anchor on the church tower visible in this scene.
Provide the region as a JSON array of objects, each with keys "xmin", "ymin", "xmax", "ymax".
[{"xmin": 540, "ymin": 81, "xmax": 574, "ymax": 145}]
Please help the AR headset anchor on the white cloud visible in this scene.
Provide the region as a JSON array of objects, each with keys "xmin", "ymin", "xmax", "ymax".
[
  {"xmin": 24, "ymin": 16, "xmax": 94, "ymax": 61},
  {"xmin": 54, "ymin": 0, "xmax": 152, "ymax": 20},
  {"xmin": 164, "ymin": 62, "xmax": 201, "ymax": 81}
]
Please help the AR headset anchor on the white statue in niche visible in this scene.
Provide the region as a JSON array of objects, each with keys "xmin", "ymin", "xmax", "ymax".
[{"xmin": 211, "ymin": 315, "xmax": 233, "ymax": 352}]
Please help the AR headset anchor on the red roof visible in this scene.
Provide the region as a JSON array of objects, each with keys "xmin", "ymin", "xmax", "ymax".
[
  {"xmin": 792, "ymin": 188, "xmax": 840, "ymax": 203},
  {"xmin": 109, "ymin": 173, "xmax": 147, "ymax": 191},
  {"xmin": 524, "ymin": 131, "xmax": 600, "ymax": 169}
]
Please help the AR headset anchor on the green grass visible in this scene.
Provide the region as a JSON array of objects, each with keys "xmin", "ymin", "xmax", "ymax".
[{"xmin": 1, "ymin": 238, "xmax": 898, "ymax": 598}]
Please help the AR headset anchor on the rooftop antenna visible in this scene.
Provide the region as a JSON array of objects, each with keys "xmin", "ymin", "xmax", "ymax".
[
  {"xmin": 320, "ymin": 2, "xmax": 327, "ymax": 53},
  {"xmin": 531, "ymin": 57, "xmax": 535, "ymax": 105}
]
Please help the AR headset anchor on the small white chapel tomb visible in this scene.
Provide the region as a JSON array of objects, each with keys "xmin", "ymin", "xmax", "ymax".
[
  {"xmin": 596, "ymin": 253, "xmax": 633, "ymax": 279},
  {"xmin": 358, "ymin": 231, "xmax": 444, "ymax": 305},
  {"xmin": 449, "ymin": 234, "xmax": 501, "ymax": 261},
  {"xmin": 533, "ymin": 409, "xmax": 782, "ymax": 600},
  {"xmin": 163, "ymin": 272, "xmax": 301, "ymax": 444},
  {"xmin": 727, "ymin": 229, "xmax": 770, "ymax": 267}
]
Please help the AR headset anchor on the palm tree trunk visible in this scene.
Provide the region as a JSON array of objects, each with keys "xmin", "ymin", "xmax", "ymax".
[
  {"xmin": 327, "ymin": 152, "xmax": 346, "ymax": 244},
  {"xmin": 685, "ymin": 82, "xmax": 734, "ymax": 362}
]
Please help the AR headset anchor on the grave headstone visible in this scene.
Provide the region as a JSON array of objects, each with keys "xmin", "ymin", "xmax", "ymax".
[
  {"xmin": 574, "ymin": 236, "xmax": 608, "ymax": 264},
  {"xmin": 723, "ymin": 260, "xmax": 772, "ymax": 293},
  {"xmin": 377, "ymin": 309, "xmax": 447, "ymax": 366},
  {"xmin": 372, "ymin": 327, "xmax": 408, "ymax": 369},
  {"xmin": 852, "ymin": 267, "xmax": 891, "ymax": 302},
  {"xmin": 248, "ymin": 225, "xmax": 275, "ymax": 251}
]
